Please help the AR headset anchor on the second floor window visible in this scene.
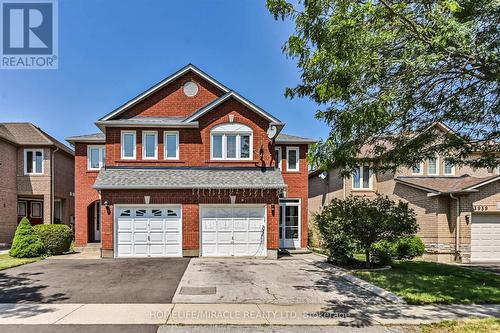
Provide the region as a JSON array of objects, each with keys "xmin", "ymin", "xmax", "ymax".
[
  {"xmin": 24, "ymin": 149, "xmax": 43, "ymax": 175},
  {"xmin": 121, "ymin": 131, "xmax": 136, "ymax": 159},
  {"xmin": 353, "ymin": 166, "xmax": 372, "ymax": 189},
  {"xmin": 88, "ymin": 145, "xmax": 105, "ymax": 170},
  {"xmin": 428, "ymin": 157, "xmax": 438, "ymax": 175},
  {"xmin": 412, "ymin": 162, "xmax": 423, "ymax": 175},
  {"xmin": 275, "ymin": 147, "xmax": 282, "ymax": 170},
  {"xmin": 444, "ymin": 158, "xmax": 454, "ymax": 175},
  {"xmin": 210, "ymin": 123, "xmax": 252, "ymax": 160},
  {"xmin": 164, "ymin": 131, "xmax": 179, "ymax": 160},
  {"xmin": 286, "ymin": 147, "xmax": 299, "ymax": 171},
  {"xmin": 142, "ymin": 131, "xmax": 158, "ymax": 159}
]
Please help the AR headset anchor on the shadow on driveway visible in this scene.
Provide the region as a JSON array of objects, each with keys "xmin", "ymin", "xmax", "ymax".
[{"xmin": 0, "ymin": 258, "xmax": 190, "ymax": 303}]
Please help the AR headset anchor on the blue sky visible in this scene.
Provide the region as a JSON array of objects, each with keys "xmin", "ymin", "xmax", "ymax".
[{"xmin": 0, "ymin": 0, "xmax": 329, "ymax": 145}]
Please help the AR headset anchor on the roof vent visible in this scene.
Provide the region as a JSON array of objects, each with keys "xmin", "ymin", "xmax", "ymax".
[{"xmin": 183, "ymin": 81, "xmax": 199, "ymax": 97}]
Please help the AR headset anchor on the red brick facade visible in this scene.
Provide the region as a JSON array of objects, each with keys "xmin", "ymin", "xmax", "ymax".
[{"xmin": 72, "ymin": 67, "xmax": 310, "ymax": 257}]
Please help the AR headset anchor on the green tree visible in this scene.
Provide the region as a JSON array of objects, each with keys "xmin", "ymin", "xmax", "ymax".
[
  {"xmin": 267, "ymin": 0, "xmax": 500, "ymax": 173},
  {"xmin": 315, "ymin": 194, "xmax": 418, "ymax": 266},
  {"xmin": 9, "ymin": 218, "xmax": 45, "ymax": 258}
]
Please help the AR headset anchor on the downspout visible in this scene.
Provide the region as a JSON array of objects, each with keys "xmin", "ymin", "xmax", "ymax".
[
  {"xmin": 450, "ymin": 193, "xmax": 460, "ymax": 259},
  {"xmin": 342, "ymin": 176, "xmax": 346, "ymax": 199},
  {"xmin": 51, "ymin": 147, "xmax": 60, "ymax": 224}
]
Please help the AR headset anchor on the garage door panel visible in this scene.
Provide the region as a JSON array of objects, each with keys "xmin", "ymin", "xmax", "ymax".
[
  {"xmin": 471, "ymin": 214, "xmax": 500, "ymax": 262},
  {"xmin": 116, "ymin": 206, "xmax": 182, "ymax": 258},
  {"xmin": 201, "ymin": 206, "xmax": 266, "ymax": 257}
]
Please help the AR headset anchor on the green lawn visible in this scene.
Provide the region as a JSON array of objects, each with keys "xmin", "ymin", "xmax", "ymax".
[
  {"xmin": 353, "ymin": 261, "xmax": 500, "ymax": 304},
  {"xmin": 421, "ymin": 318, "xmax": 500, "ymax": 333},
  {"xmin": 0, "ymin": 253, "xmax": 42, "ymax": 271}
]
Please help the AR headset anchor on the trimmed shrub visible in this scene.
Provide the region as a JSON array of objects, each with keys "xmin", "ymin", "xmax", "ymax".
[
  {"xmin": 370, "ymin": 241, "xmax": 396, "ymax": 265},
  {"xmin": 34, "ymin": 224, "xmax": 73, "ymax": 255},
  {"xmin": 394, "ymin": 236, "xmax": 425, "ymax": 260},
  {"xmin": 9, "ymin": 218, "xmax": 45, "ymax": 258}
]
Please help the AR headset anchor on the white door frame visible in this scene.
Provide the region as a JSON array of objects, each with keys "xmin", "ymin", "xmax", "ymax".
[
  {"xmin": 113, "ymin": 204, "xmax": 183, "ymax": 258},
  {"xmin": 279, "ymin": 198, "xmax": 301, "ymax": 249},
  {"xmin": 94, "ymin": 201, "xmax": 101, "ymax": 241},
  {"xmin": 199, "ymin": 204, "xmax": 267, "ymax": 257}
]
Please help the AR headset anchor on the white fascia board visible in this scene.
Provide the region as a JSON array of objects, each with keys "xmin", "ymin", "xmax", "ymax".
[
  {"xmin": 462, "ymin": 176, "xmax": 500, "ymax": 191},
  {"xmin": 93, "ymin": 184, "xmax": 287, "ymax": 190},
  {"xmin": 99, "ymin": 65, "xmax": 230, "ymax": 121}
]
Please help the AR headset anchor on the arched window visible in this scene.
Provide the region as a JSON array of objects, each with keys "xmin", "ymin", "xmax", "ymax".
[{"xmin": 210, "ymin": 123, "xmax": 253, "ymax": 160}]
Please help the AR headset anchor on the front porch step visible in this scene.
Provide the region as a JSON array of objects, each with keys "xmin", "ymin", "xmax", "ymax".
[
  {"xmin": 75, "ymin": 243, "xmax": 101, "ymax": 254},
  {"xmin": 279, "ymin": 248, "xmax": 311, "ymax": 255}
]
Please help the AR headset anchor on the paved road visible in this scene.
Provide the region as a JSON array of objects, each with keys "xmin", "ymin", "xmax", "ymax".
[
  {"xmin": 0, "ymin": 325, "xmax": 414, "ymax": 333},
  {"xmin": 0, "ymin": 258, "xmax": 190, "ymax": 303}
]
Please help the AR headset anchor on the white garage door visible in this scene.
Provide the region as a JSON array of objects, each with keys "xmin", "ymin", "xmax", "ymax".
[
  {"xmin": 115, "ymin": 206, "xmax": 182, "ymax": 258},
  {"xmin": 201, "ymin": 206, "xmax": 266, "ymax": 257},
  {"xmin": 471, "ymin": 214, "xmax": 500, "ymax": 262}
]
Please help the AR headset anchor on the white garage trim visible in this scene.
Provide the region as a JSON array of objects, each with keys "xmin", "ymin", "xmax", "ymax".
[
  {"xmin": 199, "ymin": 204, "xmax": 267, "ymax": 257},
  {"xmin": 114, "ymin": 204, "xmax": 183, "ymax": 258},
  {"xmin": 471, "ymin": 214, "xmax": 500, "ymax": 262}
]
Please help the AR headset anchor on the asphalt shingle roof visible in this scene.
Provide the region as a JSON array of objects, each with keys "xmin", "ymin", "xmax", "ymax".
[
  {"xmin": 275, "ymin": 133, "xmax": 316, "ymax": 144},
  {"xmin": 93, "ymin": 167, "xmax": 287, "ymax": 190},
  {"xmin": 66, "ymin": 132, "xmax": 105, "ymax": 143},
  {"xmin": 0, "ymin": 123, "xmax": 74, "ymax": 155},
  {"xmin": 395, "ymin": 175, "xmax": 500, "ymax": 193}
]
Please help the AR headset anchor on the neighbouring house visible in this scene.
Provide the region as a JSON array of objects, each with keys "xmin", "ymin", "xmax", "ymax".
[
  {"xmin": 309, "ymin": 123, "xmax": 500, "ymax": 264},
  {"xmin": 66, "ymin": 64, "xmax": 315, "ymax": 258},
  {"xmin": 0, "ymin": 123, "xmax": 75, "ymax": 246}
]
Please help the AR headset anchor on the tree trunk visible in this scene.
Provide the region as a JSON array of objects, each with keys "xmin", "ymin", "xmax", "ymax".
[{"xmin": 365, "ymin": 248, "xmax": 371, "ymax": 268}]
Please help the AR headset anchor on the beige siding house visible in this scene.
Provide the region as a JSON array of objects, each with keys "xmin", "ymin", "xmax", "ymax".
[
  {"xmin": 309, "ymin": 126, "xmax": 500, "ymax": 263},
  {"xmin": 0, "ymin": 123, "xmax": 75, "ymax": 246}
]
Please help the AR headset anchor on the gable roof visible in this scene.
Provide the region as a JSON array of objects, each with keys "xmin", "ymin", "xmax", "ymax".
[
  {"xmin": 99, "ymin": 64, "xmax": 230, "ymax": 121},
  {"xmin": 395, "ymin": 174, "xmax": 500, "ymax": 195},
  {"xmin": 0, "ymin": 123, "xmax": 74, "ymax": 155},
  {"xmin": 183, "ymin": 91, "xmax": 284, "ymax": 125}
]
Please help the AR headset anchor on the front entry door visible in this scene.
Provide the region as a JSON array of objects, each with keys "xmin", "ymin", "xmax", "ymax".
[
  {"xmin": 94, "ymin": 201, "xmax": 101, "ymax": 241},
  {"xmin": 279, "ymin": 199, "xmax": 301, "ymax": 248}
]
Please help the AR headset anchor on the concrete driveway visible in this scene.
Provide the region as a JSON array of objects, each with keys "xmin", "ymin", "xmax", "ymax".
[
  {"xmin": 172, "ymin": 254, "xmax": 386, "ymax": 305},
  {"xmin": 0, "ymin": 258, "xmax": 190, "ymax": 303}
]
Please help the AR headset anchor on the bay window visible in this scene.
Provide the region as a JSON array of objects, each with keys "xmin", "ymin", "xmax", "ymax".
[{"xmin": 210, "ymin": 123, "xmax": 252, "ymax": 160}]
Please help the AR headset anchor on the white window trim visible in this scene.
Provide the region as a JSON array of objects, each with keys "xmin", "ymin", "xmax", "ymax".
[
  {"xmin": 286, "ymin": 146, "xmax": 300, "ymax": 172},
  {"xmin": 428, "ymin": 156, "xmax": 440, "ymax": 175},
  {"xmin": 121, "ymin": 130, "xmax": 136, "ymax": 160},
  {"xmin": 142, "ymin": 131, "xmax": 158, "ymax": 160},
  {"xmin": 30, "ymin": 201, "xmax": 42, "ymax": 218},
  {"xmin": 275, "ymin": 146, "xmax": 282, "ymax": 170},
  {"xmin": 164, "ymin": 131, "xmax": 179, "ymax": 160},
  {"xmin": 443, "ymin": 158, "xmax": 455, "ymax": 176},
  {"xmin": 24, "ymin": 148, "xmax": 44, "ymax": 175},
  {"xmin": 412, "ymin": 162, "xmax": 424, "ymax": 176},
  {"xmin": 210, "ymin": 133, "xmax": 253, "ymax": 161},
  {"xmin": 352, "ymin": 166, "xmax": 374, "ymax": 190},
  {"xmin": 87, "ymin": 145, "xmax": 105, "ymax": 170}
]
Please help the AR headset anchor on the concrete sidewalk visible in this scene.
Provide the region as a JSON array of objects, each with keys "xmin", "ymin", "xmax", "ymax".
[{"xmin": 0, "ymin": 303, "xmax": 498, "ymax": 326}]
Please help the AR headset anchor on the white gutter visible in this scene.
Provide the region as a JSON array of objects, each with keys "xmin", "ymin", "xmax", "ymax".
[{"xmin": 450, "ymin": 193, "xmax": 460, "ymax": 257}]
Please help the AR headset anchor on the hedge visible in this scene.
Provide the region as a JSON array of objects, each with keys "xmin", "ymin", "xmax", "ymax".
[{"xmin": 34, "ymin": 224, "xmax": 73, "ymax": 255}]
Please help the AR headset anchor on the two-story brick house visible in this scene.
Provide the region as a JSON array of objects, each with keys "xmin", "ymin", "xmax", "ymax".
[
  {"xmin": 67, "ymin": 64, "xmax": 315, "ymax": 258},
  {"xmin": 0, "ymin": 123, "xmax": 75, "ymax": 246},
  {"xmin": 309, "ymin": 123, "xmax": 500, "ymax": 263}
]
